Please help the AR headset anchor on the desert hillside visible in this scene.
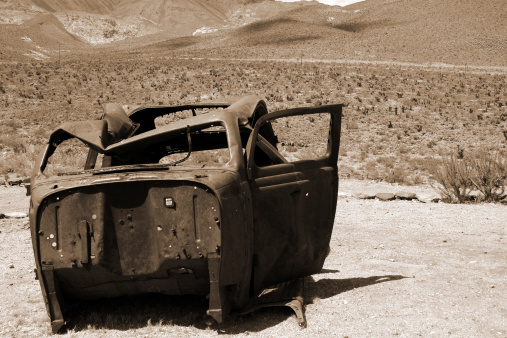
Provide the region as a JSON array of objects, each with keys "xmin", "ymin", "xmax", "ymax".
[
  {"xmin": 29, "ymin": 0, "xmax": 121, "ymax": 13},
  {"xmin": 197, "ymin": 0, "xmax": 507, "ymax": 66},
  {"xmin": 0, "ymin": 0, "xmax": 250, "ymax": 48},
  {"xmin": 0, "ymin": 0, "xmax": 505, "ymax": 66}
]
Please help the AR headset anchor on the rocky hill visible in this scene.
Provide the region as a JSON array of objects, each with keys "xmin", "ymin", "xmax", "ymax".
[
  {"xmin": 0, "ymin": 0, "xmax": 506, "ymax": 66},
  {"xmin": 203, "ymin": 0, "xmax": 507, "ymax": 66}
]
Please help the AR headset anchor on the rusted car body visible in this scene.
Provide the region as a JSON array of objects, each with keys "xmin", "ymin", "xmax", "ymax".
[{"xmin": 29, "ymin": 95, "xmax": 342, "ymax": 333}]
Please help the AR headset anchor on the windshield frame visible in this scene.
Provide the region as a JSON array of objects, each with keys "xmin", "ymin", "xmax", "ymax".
[{"xmin": 35, "ymin": 111, "xmax": 245, "ymax": 179}]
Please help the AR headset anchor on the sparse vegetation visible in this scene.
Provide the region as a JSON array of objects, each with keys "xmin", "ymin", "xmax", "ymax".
[
  {"xmin": 0, "ymin": 57, "xmax": 506, "ymax": 198},
  {"xmin": 468, "ymin": 150, "xmax": 506, "ymax": 202},
  {"xmin": 429, "ymin": 150, "xmax": 507, "ymax": 203},
  {"xmin": 429, "ymin": 154, "xmax": 473, "ymax": 203}
]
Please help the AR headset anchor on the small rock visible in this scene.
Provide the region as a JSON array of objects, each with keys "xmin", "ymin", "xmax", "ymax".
[
  {"xmin": 354, "ymin": 193, "xmax": 375, "ymax": 200},
  {"xmin": 0, "ymin": 213, "xmax": 5, "ymax": 219},
  {"xmin": 468, "ymin": 191, "xmax": 482, "ymax": 201},
  {"xmin": 5, "ymin": 173, "xmax": 27, "ymax": 186},
  {"xmin": 4, "ymin": 212, "xmax": 28, "ymax": 219},
  {"xmin": 416, "ymin": 196, "xmax": 432, "ymax": 203},
  {"xmin": 9, "ymin": 263, "xmax": 14, "ymax": 269},
  {"xmin": 431, "ymin": 198, "xmax": 441, "ymax": 203},
  {"xmin": 376, "ymin": 193, "xmax": 395, "ymax": 201},
  {"xmin": 395, "ymin": 192, "xmax": 417, "ymax": 200},
  {"xmin": 389, "ymin": 259, "xmax": 395, "ymax": 262}
]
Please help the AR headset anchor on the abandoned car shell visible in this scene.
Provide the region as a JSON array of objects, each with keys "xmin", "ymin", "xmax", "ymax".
[{"xmin": 29, "ymin": 95, "xmax": 342, "ymax": 333}]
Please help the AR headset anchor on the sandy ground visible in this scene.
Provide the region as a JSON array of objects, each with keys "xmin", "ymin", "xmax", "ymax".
[{"xmin": 0, "ymin": 181, "xmax": 505, "ymax": 337}]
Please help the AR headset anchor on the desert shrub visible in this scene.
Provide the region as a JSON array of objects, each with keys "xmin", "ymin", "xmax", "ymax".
[
  {"xmin": 429, "ymin": 151, "xmax": 506, "ymax": 203},
  {"xmin": 357, "ymin": 150, "xmax": 367, "ymax": 161},
  {"xmin": 429, "ymin": 154, "xmax": 472, "ymax": 203},
  {"xmin": 347, "ymin": 120, "xmax": 359, "ymax": 129},
  {"xmin": 339, "ymin": 164, "xmax": 362, "ymax": 179},
  {"xmin": 427, "ymin": 140, "xmax": 437, "ymax": 149},
  {"xmin": 376, "ymin": 155, "xmax": 396, "ymax": 169},
  {"xmin": 409, "ymin": 174, "xmax": 424, "ymax": 185},
  {"xmin": 43, "ymin": 139, "xmax": 89, "ymax": 177},
  {"xmin": 398, "ymin": 144, "xmax": 409, "ymax": 154},
  {"xmin": 0, "ymin": 145, "xmax": 42, "ymax": 177},
  {"xmin": 385, "ymin": 166, "xmax": 407, "ymax": 184},
  {"xmin": 468, "ymin": 151, "xmax": 506, "ymax": 202},
  {"xmin": 0, "ymin": 135, "xmax": 26, "ymax": 153},
  {"xmin": 363, "ymin": 159, "xmax": 379, "ymax": 180},
  {"xmin": 160, "ymin": 149, "xmax": 230, "ymax": 166},
  {"xmin": 284, "ymin": 145, "xmax": 298, "ymax": 153}
]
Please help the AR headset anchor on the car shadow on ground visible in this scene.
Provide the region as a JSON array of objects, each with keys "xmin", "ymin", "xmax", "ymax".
[
  {"xmin": 305, "ymin": 273, "xmax": 408, "ymax": 304},
  {"xmin": 63, "ymin": 273, "xmax": 408, "ymax": 334}
]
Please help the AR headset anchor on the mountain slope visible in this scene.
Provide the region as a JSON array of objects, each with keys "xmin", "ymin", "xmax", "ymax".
[
  {"xmin": 193, "ymin": 0, "xmax": 507, "ymax": 66},
  {"xmin": 0, "ymin": 0, "xmax": 505, "ymax": 66},
  {"xmin": 111, "ymin": 0, "xmax": 241, "ymax": 35},
  {"xmin": 0, "ymin": 13, "xmax": 86, "ymax": 62},
  {"xmin": 327, "ymin": 0, "xmax": 507, "ymax": 65},
  {"xmin": 30, "ymin": 0, "xmax": 122, "ymax": 14}
]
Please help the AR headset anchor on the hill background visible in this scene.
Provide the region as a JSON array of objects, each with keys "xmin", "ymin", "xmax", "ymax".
[{"xmin": 0, "ymin": 0, "xmax": 506, "ymax": 66}]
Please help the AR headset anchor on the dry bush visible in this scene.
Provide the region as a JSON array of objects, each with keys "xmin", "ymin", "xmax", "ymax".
[
  {"xmin": 0, "ymin": 146, "xmax": 41, "ymax": 177},
  {"xmin": 2, "ymin": 58, "xmax": 507, "ymax": 185},
  {"xmin": 383, "ymin": 166, "xmax": 408, "ymax": 185},
  {"xmin": 468, "ymin": 151, "xmax": 506, "ymax": 202},
  {"xmin": 429, "ymin": 154, "xmax": 473, "ymax": 203},
  {"xmin": 430, "ymin": 151, "xmax": 506, "ymax": 203},
  {"xmin": 347, "ymin": 120, "xmax": 359, "ymax": 130}
]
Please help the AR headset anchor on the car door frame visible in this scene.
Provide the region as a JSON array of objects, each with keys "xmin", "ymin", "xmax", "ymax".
[{"xmin": 245, "ymin": 104, "xmax": 342, "ymax": 291}]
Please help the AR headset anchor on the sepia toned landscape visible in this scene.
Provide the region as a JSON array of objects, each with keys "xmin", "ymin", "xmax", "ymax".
[
  {"xmin": 0, "ymin": 0, "xmax": 506, "ymax": 336},
  {"xmin": 1, "ymin": 57, "xmax": 506, "ymax": 185}
]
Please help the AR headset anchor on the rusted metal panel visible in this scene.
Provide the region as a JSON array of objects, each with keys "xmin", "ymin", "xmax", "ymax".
[
  {"xmin": 29, "ymin": 95, "xmax": 341, "ymax": 333},
  {"xmin": 245, "ymin": 105, "xmax": 341, "ymax": 291}
]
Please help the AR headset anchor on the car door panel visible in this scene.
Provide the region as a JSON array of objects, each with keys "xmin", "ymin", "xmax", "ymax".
[{"xmin": 245, "ymin": 105, "xmax": 342, "ymax": 292}]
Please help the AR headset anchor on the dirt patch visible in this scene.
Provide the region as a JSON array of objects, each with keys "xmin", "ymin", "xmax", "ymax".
[
  {"xmin": 0, "ymin": 185, "xmax": 30, "ymax": 213},
  {"xmin": 0, "ymin": 183, "xmax": 505, "ymax": 336}
]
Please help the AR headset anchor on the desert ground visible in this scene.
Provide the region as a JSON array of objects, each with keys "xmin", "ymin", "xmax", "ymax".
[{"xmin": 1, "ymin": 181, "xmax": 505, "ymax": 337}]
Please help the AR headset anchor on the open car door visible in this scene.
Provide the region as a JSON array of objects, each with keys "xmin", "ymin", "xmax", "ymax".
[{"xmin": 245, "ymin": 105, "xmax": 342, "ymax": 292}]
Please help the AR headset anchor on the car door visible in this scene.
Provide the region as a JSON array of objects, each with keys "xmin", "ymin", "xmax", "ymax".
[{"xmin": 245, "ymin": 104, "xmax": 342, "ymax": 291}]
